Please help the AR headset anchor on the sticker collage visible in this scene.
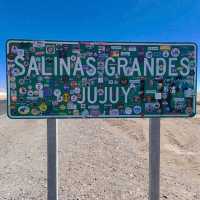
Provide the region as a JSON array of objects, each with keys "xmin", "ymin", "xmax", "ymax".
[{"xmin": 7, "ymin": 41, "xmax": 196, "ymax": 118}]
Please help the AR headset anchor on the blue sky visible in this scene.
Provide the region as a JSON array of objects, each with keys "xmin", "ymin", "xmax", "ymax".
[{"xmin": 0, "ymin": 0, "xmax": 200, "ymax": 92}]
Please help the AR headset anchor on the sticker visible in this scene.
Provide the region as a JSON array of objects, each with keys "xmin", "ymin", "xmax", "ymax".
[
  {"xmin": 11, "ymin": 45, "xmax": 18, "ymax": 54},
  {"xmin": 8, "ymin": 53, "xmax": 15, "ymax": 60},
  {"xmin": 34, "ymin": 90, "xmax": 39, "ymax": 96},
  {"xmin": 81, "ymin": 104, "xmax": 86, "ymax": 109},
  {"xmin": 146, "ymin": 90, "xmax": 156, "ymax": 94},
  {"xmin": 59, "ymin": 104, "xmax": 66, "ymax": 111},
  {"xmin": 129, "ymin": 46, "xmax": 136, "ymax": 51},
  {"xmin": 74, "ymin": 87, "xmax": 81, "ymax": 94},
  {"xmin": 39, "ymin": 90, "xmax": 44, "ymax": 98},
  {"xmin": 162, "ymin": 50, "xmax": 169, "ymax": 58},
  {"xmin": 11, "ymin": 96, "xmax": 17, "ymax": 102},
  {"xmin": 185, "ymin": 107, "xmax": 193, "ymax": 114},
  {"xmin": 52, "ymin": 100, "xmax": 59, "ymax": 106},
  {"xmin": 121, "ymin": 51, "xmax": 130, "ymax": 56},
  {"xmin": 145, "ymin": 103, "xmax": 157, "ymax": 112},
  {"xmin": 98, "ymin": 77, "xmax": 103, "ymax": 83},
  {"xmin": 71, "ymin": 55, "xmax": 77, "ymax": 61},
  {"xmin": 148, "ymin": 46, "xmax": 159, "ymax": 51},
  {"xmin": 19, "ymin": 87, "xmax": 27, "ymax": 95},
  {"xmin": 10, "ymin": 90, "xmax": 17, "ymax": 96},
  {"xmin": 71, "ymin": 95, "xmax": 77, "ymax": 102},
  {"xmin": 81, "ymin": 109, "xmax": 89, "ymax": 116},
  {"xmin": 63, "ymin": 84, "xmax": 70, "ymax": 91},
  {"xmin": 10, "ymin": 83, "xmax": 17, "ymax": 90},
  {"xmin": 43, "ymin": 87, "xmax": 52, "ymax": 97},
  {"xmin": 90, "ymin": 109, "xmax": 100, "ymax": 116},
  {"xmin": 98, "ymin": 88, "xmax": 104, "ymax": 96},
  {"xmin": 70, "ymin": 90, "xmax": 75, "ymax": 95},
  {"xmin": 8, "ymin": 63, "xmax": 15, "ymax": 68},
  {"xmin": 27, "ymin": 90, "xmax": 34, "ymax": 96},
  {"xmin": 174, "ymin": 100, "xmax": 185, "ymax": 110},
  {"xmin": 67, "ymin": 102, "xmax": 77, "ymax": 109},
  {"xmin": 31, "ymin": 108, "xmax": 40, "ymax": 115},
  {"xmin": 28, "ymin": 85, "xmax": 32, "ymax": 90},
  {"xmin": 12, "ymin": 68, "xmax": 20, "ymax": 76},
  {"xmin": 73, "ymin": 110, "xmax": 79, "ymax": 115},
  {"xmin": 53, "ymin": 89, "xmax": 61, "ymax": 97},
  {"xmin": 125, "ymin": 107, "xmax": 132, "ymax": 115},
  {"xmin": 57, "ymin": 96, "xmax": 63, "ymax": 102},
  {"xmin": 171, "ymin": 86, "xmax": 176, "ymax": 94},
  {"xmin": 30, "ymin": 47, "xmax": 36, "ymax": 52},
  {"xmin": 111, "ymin": 46, "xmax": 121, "ymax": 50},
  {"xmin": 108, "ymin": 80, "xmax": 113, "ymax": 84},
  {"xmin": 109, "ymin": 109, "xmax": 119, "ymax": 116},
  {"xmin": 155, "ymin": 93, "xmax": 162, "ymax": 100},
  {"xmin": 160, "ymin": 45, "xmax": 171, "ymax": 50},
  {"xmin": 184, "ymin": 88, "xmax": 193, "ymax": 97},
  {"xmin": 18, "ymin": 79, "xmax": 25, "ymax": 85},
  {"xmin": 17, "ymin": 49, "xmax": 24, "ymax": 56},
  {"xmin": 71, "ymin": 81, "xmax": 78, "ymax": 88},
  {"xmin": 133, "ymin": 105, "xmax": 142, "ymax": 114},
  {"xmin": 37, "ymin": 76, "xmax": 43, "ymax": 82},
  {"xmin": 110, "ymin": 51, "xmax": 119, "ymax": 57},
  {"xmin": 146, "ymin": 51, "xmax": 153, "ymax": 58},
  {"xmin": 36, "ymin": 83, "xmax": 43, "ymax": 90},
  {"xmin": 63, "ymin": 93, "xmax": 70, "ymax": 102},
  {"xmin": 39, "ymin": 102, "xmax": 47, "ymax": 112},
  {"xmin": 146, "ymin": 96, "xmax": 152, "ymax": 102},
  {"xmin": 154, "ymin": 102, "xmax": 160, "ymax": 109},
  {"xmin": 87, "ymin": 67, "xmax": 96, "ymax": 75},
  {"xmin": 33, "ymin": 41, "xmax": 45, "ymax": 48},
  {"xmin": 171, "ymin": 48, "xmax": 180, "ymax": 57},
  {"xmin": 162, "ymin": 93, "xmax": 168, "ymax": 99},
  {"xmin": 46, "ymin": 45, "xmax": 55, "ymax": 54},
  {"xmin": 35, "ymin": 51, "xmax": 45, "ymax": 56},
  {"xmin": 120, "ymin": 78, "xmax": 128, "ymax": 85},
  {"xmin": 18, "ymin": 106, "xmax": 30, "ymax": 115}
]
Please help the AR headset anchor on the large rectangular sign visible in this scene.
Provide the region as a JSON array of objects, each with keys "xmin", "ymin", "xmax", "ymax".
[{"xmin": 6, "ymin": 40, "xmax": 197, "ymax": 118}]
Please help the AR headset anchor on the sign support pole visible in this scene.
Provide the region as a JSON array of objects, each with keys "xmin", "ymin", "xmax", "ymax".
[
  {"xmin": 149, "ymin": 118, "xmax": 160, "ymax": 200},
  {"xmin": 47, "ymin": 119, "xmax": 58, "ymax": 200}
]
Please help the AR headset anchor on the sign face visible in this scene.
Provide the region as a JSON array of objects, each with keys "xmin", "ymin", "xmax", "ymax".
[{"xmin": 6, "ymin": 40, "xmax": 197, "ymax": 118}]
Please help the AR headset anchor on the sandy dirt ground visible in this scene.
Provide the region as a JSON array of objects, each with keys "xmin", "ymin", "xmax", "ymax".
[{"xmin": 0, "ymin": 102, "xmax": 200, "ymax": 200}]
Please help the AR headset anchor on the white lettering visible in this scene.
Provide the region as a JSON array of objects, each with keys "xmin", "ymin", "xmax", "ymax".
[
  {"xmin": 144, "ymin": 58, "xmax": 154, "ymax": 76},
  {"xmin": 169, "ymin": 58, "xmax": 178, "ymax": 76},
  {"xmin": 105, "ymin": 57, "xmax": 115, "ymax": 76},
  {"xmin": 86, "ymin": 57, "xmax": 96, "ymax": 76},
  {"xmin": 27, "ymin": 56, "xmax": 39, "ymax": 76},
  {"xmin": 73, "ymin": 57, "xmax": 84, "ymax": 76},
  {"xmin": 14, "ymin": 55, "xmax": 25, "ymax": 76},
  {"xmin": 60, "ymin": 57, "xmax": 70, "ymax": 76},
  {"xmin": 180, "ymin": 57, "xmax": 190, "ymax": 76}
]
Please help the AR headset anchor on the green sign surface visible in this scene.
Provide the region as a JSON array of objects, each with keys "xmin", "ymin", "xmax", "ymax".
[{"xmin": 6, "ymin": 40, "xmax": 197, "ymax": 118}]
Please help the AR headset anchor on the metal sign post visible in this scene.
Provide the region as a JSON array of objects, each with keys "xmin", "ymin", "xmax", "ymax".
[
  {"xmin": 149, "ymin": 118, "xmax": 160, "ymax": 200},
  {"xmin": 47, "ymin": 119, "xmax": 58, "ymax": 200}
]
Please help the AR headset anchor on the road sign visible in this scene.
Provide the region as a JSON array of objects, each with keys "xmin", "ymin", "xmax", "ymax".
[{"xmin": 6, "ymin": 40, "xmax": 197, "ymax": 118}]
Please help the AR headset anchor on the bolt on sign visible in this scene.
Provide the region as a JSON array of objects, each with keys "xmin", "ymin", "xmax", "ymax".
[{"xmin": 6, "ymin": 40, "xmax": 197, "ymax": 118}]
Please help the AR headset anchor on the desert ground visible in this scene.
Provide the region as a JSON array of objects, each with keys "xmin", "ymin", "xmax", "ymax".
[{"xmin": 0, "ymin": 98, "xmax": 200, "ymax": 200}]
